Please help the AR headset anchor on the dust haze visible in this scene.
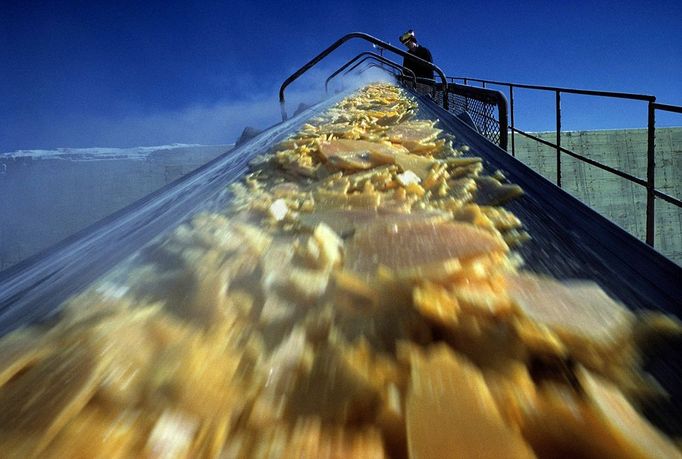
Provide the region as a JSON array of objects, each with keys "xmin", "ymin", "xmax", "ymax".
[{"xmin": 1, "ymin": 66, "xmax": 392, "ymax": 153}]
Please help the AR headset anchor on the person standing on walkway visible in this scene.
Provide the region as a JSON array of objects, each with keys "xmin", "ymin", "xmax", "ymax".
[{"xmin": 399, "ymin": 29, "xmax": 434, "ymax": 80}]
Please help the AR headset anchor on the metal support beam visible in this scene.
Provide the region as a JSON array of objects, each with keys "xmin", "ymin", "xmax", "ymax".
[
  {"xmin": 509, "ymin": 86, "xmax": 515, "ymax": 156},
  {"xmin": 646, "ymin": 101, "xmax": 656, "ymax": 246},
  {"xmin": 556, "ymin": 90, "xmax": 562, "ymax": 188}
]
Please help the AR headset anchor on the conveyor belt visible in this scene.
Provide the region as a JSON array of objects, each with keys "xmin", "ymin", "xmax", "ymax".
[
  {"xmin": 409, "ymin": 88, "xmax": 682, "ymax": 435},
  {"xmin": 410, "ymin": 89, "xmax": 681, "ymax": 315},
  {"xmin": 0, "ymin": 93, "xmax": 346, "ymax": 335},
  {"xmin": 0, "ymin": 82, "xmax": 680, "ymax": 437}
]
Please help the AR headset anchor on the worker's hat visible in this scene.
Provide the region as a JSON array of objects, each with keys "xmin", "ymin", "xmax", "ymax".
[{"xmin": 399, "ymin": 30, "xmax": 416, "ymax": 44}]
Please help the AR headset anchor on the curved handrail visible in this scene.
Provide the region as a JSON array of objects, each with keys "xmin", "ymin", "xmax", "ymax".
[
  {"xmin": 279, "ymin": 32, "xmax": 448, "ymax": 120},
  {"xmin": 324, "ymin": 51, "xmax": 416, "ymax": 93}
]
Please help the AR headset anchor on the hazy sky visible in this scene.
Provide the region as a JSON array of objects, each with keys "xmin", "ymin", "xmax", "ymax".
[{"xmin": 1, "ymin": 0, "xmax": 680, "ymax": 151}]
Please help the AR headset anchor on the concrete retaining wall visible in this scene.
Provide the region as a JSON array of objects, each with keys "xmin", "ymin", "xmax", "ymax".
[
  {"xmin": 513, "ymin": 127, "xmax": 681, "ymax": 264},
  {"xmin": 0, "ymin": 145, "xmax": 230, "ymax": 270}
]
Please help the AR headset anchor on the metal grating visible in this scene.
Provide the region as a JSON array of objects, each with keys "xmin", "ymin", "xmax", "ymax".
[
  {"xmin": 446, "ymin": 92, "xmax": 502, "ymax": 146},
  {"xmin": 412, "ymin": 81, "xmax": 506, "ymax": 149}
]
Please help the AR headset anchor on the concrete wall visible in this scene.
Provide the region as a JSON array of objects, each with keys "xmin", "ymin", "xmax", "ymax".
[
  {"xmin": 512, "ymin": 127, "xmax": 681, "ymax": 264},
  {"xmin": 0, "ymin": 145, "xmax": 230, "ymax": 270}
]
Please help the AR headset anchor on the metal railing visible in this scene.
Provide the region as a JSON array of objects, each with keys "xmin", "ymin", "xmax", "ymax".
[
  {"xmin": 278, "ymin": 32, "xmax": 680, "ymax": 248},
  {"xmin": 325, "ymin": 52, "xmax": 416, "ymax": 93},
  {"xmin": 279, "ymin": 32, "xmax": 449, "ymax": 120},
  {"xmin": 450, "ymin": 76, "xmax": 682, "ymax": 247}
]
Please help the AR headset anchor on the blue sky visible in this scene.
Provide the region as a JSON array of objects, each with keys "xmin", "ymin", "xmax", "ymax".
[{"xmin": 1, "ymin": 0, "xmax": 680, "ymax": 151}]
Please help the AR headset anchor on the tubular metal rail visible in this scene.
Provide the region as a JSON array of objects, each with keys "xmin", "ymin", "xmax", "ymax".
[
  {"xmin": 279, "ymin": 32, "xmax": 508, "ymax": 150},
  {"xmin": 450, "ymin": 76, "xmax": 682, "ymax": 248},
  {"xmin": 279, "ymin": 32, "xmax": 448, "ymax": 120},
  {"xmin": 324, "ymin": 52, "xmax": 416, "ymax": 93}
]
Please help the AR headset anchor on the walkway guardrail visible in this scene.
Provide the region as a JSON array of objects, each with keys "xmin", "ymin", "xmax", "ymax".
[{"xmin": 450, "ymin": 76, "xmax": 682, "ymax": 247}]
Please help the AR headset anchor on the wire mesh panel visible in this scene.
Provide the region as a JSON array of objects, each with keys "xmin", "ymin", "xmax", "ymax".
[
  {"xmin": 447, "ymin": 92, "xmax": 502, "ymax": 147},
  {"xmin": 408, "ymin": 79, "xmax": 508, "ymax": 150}
]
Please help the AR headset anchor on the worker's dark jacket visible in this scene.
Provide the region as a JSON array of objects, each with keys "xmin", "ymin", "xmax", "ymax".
[{"xmin": 402, "ymin": 45, "xmax": 434, "ymax": 80}]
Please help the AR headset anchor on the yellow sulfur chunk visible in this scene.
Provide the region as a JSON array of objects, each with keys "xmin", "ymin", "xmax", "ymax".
[
  {"xmin": 405, "ymin": 182, "xmax": 425, "ymax": 197},
  {"xmin": 346, "ymin": 220, "xmax": 508, "ymax": 281},
  {"xmin": 41, "ymin": 405, "xmax": 141, "ymax": 459},
  {"xmin": 385, "ymin": 120, "xmax": 442, "ymax": 153},
  {"xmin": 506, "ymin": 274, "xmax": 635, "ymax": 362},
  {"xmin": 578, "ymin": 367, "xmax": 682, "ymax": 459},
  {"xmin": 314, "ymin": 189, "xmax": 382, "ymax": 209},
  {"xmin": 405, "ymin": 345, "xmax": 536, "ymax": 459},
  {"xmin": 393, "ymin": 151, "xmax": 439, "ymax": 181},
  {"xmin": 0, "ymin": 328, "xmax": 50, "ymax": 388},
  {"xmin": 413, "ymin": 281, "xmax": 460, "ymax": 326},
  {"xmin": 318, "ymin": 139, "xmax": 406, "ymax": 170},
  {"xmin": 0, "ymin": 344, "xmax": 105, "ymax": 457}
]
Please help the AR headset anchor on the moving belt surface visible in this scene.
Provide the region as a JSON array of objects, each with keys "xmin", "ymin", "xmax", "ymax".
[
  {"xmin": 0, "ymin": 94, "xmax": 343, "ymax": 335},
  {"xmin": 0, "ymin": 82, "xmax": 680, "ymax": 455},
  {"xmin": 409, "ymin": 88, "xmax": 681, "ymax": 315},
  {"xmin": 408, "ymin": 87, "xmax": 682, "ymax": 435}
]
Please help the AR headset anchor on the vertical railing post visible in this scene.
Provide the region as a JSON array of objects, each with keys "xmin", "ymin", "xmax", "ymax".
[
  {"xmin": 645, "ymin": 100, "xmax": 656, "ymax": 246},
  {"xmin": 280, "ymin": 102, "xmax": 288, "ymax": 122},
  {"xmin": 463, "ymin": 78, "xmax": 468, "ymax": 85},
  {"xmin": 509, "ymin": 85, "xmax": 516, "ymax": 157},
  {"xmin": 556, "ymin": 90, "xmax": 562, "ymax": 187}
]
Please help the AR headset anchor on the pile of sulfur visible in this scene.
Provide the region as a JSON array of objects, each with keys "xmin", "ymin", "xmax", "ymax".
[{"xmin": 0, "ymin": 83, "xmax": 680, "ymax": 458}]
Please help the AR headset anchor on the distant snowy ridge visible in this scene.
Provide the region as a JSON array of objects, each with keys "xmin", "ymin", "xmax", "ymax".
[{"xmin": 1, "ymin": 143, "xmax": 233, "ymax": 161}]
